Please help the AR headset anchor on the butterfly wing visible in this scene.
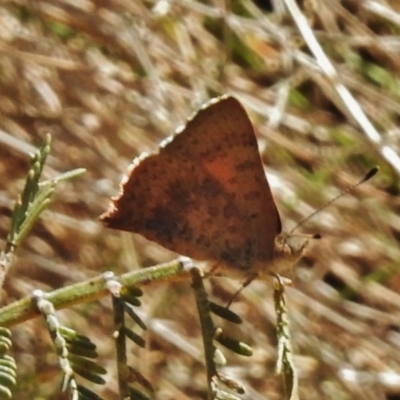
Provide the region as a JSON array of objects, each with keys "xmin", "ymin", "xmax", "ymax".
[{"xmin": 101, "ymin": 96, "xmax": 281, "ymax": 273}]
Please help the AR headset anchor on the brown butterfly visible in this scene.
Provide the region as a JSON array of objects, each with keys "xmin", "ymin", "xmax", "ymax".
[{"xmin": 101, "ymin": 95, "xmax": 304, "ymax": 280}]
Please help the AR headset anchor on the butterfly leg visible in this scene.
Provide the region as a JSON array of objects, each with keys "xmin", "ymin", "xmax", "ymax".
[{"xmin": 225, "ymin": 273, "xmax": 258, "ymax": 308}]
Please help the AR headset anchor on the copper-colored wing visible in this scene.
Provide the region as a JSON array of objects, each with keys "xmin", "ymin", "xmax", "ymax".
[{"xmin": 101, "ymin": 96, "xmax": 281, "ymax": 273}]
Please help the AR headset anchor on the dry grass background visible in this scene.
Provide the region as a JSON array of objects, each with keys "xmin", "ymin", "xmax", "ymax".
[{"xmin": 1, "ymin": 0, "xmax": 400, "ymax": 399}]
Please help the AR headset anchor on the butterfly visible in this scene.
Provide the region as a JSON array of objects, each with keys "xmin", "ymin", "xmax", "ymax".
[{"xmin": 101, "ymin": 95, "xmax": 304, "ymax": 280}]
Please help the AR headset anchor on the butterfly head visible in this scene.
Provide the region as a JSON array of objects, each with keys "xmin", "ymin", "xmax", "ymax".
[{"xmin": 254, "ymin": 232, "xmax": 308, "ymax": 281}]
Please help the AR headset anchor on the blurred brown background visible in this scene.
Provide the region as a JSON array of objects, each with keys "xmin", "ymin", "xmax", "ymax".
[{"xmin": 1, "ymin": 0, "xmax": 400, "ymax": 399}]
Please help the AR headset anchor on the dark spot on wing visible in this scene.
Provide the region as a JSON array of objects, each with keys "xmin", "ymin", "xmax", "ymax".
[
  {"xmin": 244, "ymin": 190, "xmax": 261, "ymax": 201},
  {"xmin": 200, "ymin": 177, "xmax": 221, "ymax": 198},
  {"xmin": 235, "ymin": 160, "xmax": 257, "ymax": 172}
]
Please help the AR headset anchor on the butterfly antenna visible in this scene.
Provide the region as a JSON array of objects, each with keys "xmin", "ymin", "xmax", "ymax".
[{"xmin": 288, "ymin": 166, "xmax": 379, "ymax": 236}]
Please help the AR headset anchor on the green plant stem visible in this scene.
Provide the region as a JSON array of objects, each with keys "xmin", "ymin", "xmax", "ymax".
[
  {"xmin": 190, "ymin": 268, "xmax": 217, "ymax": 400},
  {"xmin": 0, "ymin": 259, "xmax": 187, "ymax": 327}
]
